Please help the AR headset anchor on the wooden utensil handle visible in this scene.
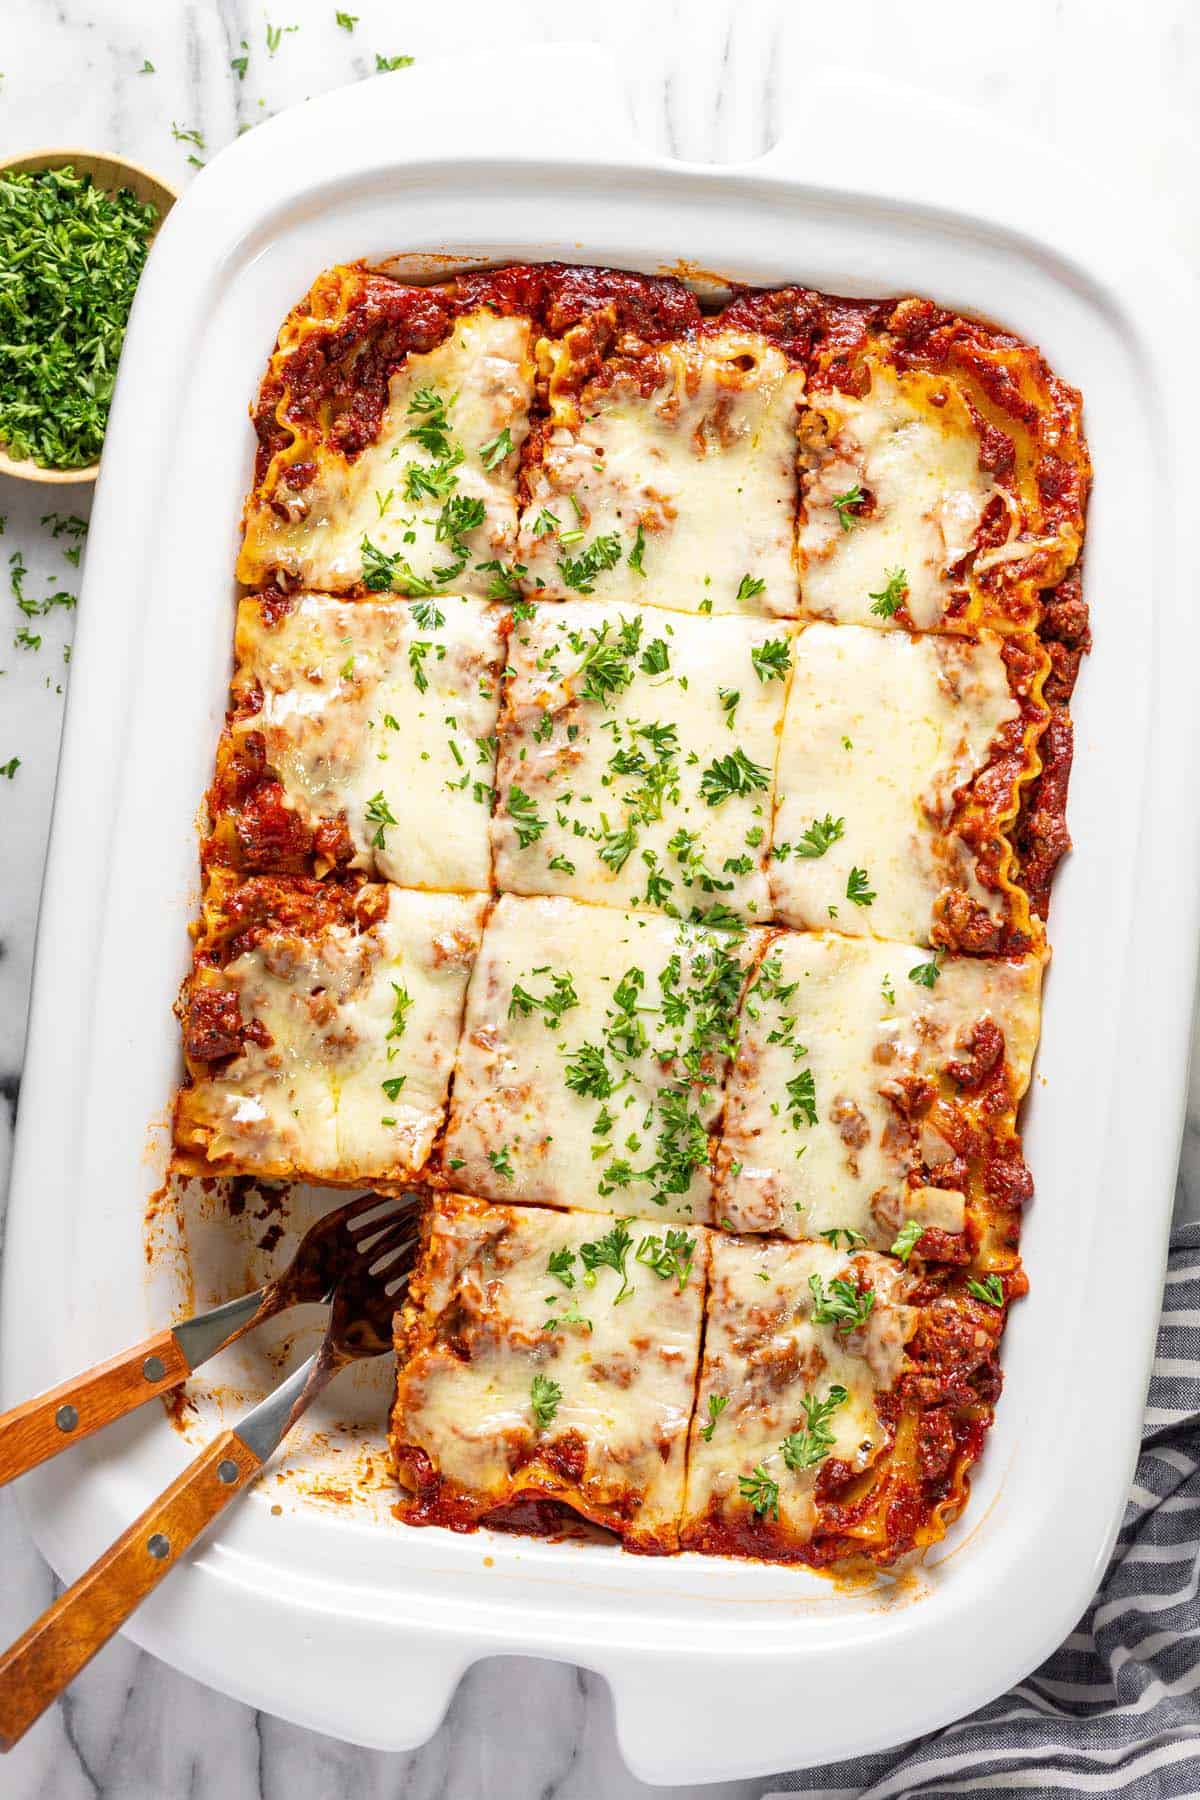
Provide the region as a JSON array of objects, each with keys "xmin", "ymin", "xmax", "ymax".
[
  {"xmin": 0, "ymin": 1328, "xmax": 190, "ymax": 1488},
  {"xmin": 0, "ymin": 1428, "xmax": 260, "ymax": 1752}
]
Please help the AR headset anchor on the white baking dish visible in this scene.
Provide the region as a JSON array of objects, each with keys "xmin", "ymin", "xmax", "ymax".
[{"xmin": 3, "ymin": 42, "xmax": 1198, "ymax": 1785}]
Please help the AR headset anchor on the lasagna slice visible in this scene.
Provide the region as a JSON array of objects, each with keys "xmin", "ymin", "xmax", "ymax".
[
  {"xmin": 441, "ymin": 894, "xmax": 762, "ymax": 1223},
  {"xmin": 207, "ymin": 592, "xmax": 503, "ymax": 892},
  {"xmin": 390, "ymin": 1192, "xmax": 709, "ymax": 1552},
  {"xmin": 715, "ymin": 929, "xmax": 1044, "ymax": 1262},
  {"xmin": 493, "ymin": 602, "xmax": 791, "ymax": 919},
  {"xmin": 769, "ymin": 623, "xmax": 1049, "ymax": 953},
  {"xmin": 790, "ymin": 299, "xmax": 1089, "ymax": 637},
  {"xmin": 516, "ymin": 328, "xmax": 803, "ymax": 616},
  {"xmin": 175, "ymin": 875, "xmax": 485, "ymax": 1184},
  {"xmin": 681, "ymin": 1235, "xmax": 1008, "ymax": 1565},
  {"xmin": 238, "ymin": 267, "xmax": 535, "ymax": 599}
]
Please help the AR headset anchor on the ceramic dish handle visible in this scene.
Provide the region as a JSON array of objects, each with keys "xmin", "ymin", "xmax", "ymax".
[
  {"xmin": 0, "ymin": 1329, "xmax": 190, "ymax": 1487},
  {"xmin": 0, "ymin": 1428, "xmax": 261, "ymax": 1752}
]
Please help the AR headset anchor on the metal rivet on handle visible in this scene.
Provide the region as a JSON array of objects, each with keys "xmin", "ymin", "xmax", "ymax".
[
  {"xmin": 142, "ymin": 1355, "xmax": 166, "ymax": 1383},
  {"xmin": 217, "ymin": 1459, "xmax": 240, "ymax": 1486},
  {"xmin": 55, "ymin": 1405, "xmax": 79, "ymax": 1433},
  {"xmin": 146, "ymin": 1533, "xmax": 170, "ymax": 1560}
]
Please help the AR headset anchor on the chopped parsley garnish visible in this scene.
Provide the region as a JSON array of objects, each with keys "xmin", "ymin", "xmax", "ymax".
[
  {"xmin": 476, "ymin": 558, "xmax": 524, "ymax": 601},
  {"xmin": 531, "ymin": 509, "xmax": 560, "ymax": 538},
  {"xmin": 380, "ymin": 1075, "xmax": 407, "ymax": 1101},
  {"xmin": 780, "ymin": 1385, "xmax": 849, "ymax": 1472},
  {"xmin": 488, "ymin": 1146, "xmax": 515, "ymax": 1180},
  {"xmin": 562, "ymin": 1042, "xmax": 614, "ymax": 1099},
  {"xmin": 506, "ymin": 785, "xmax": 546, "ymax": 847},
  {"xmin": 819, "ymin": 1227, "xmax": 866, "ymax": 1251},
  {"xmin": 640, "ymin": 637, "xmax": 670, "ymax": 675},
  {"xmin": 530, "ymin": 1374, "xmax": 562, "ymax": 1430},
  {"xmin": 387, "ymin": 984, "xmax": 413, "ymax": 1041},
  {"xmin": 868, "ymin": 567, "xmax": 908, "ymax": 618},
  {"xmin": 575, "ymin": 617, "xmax": 640, "ymax": 706},
  {"xmin": 751, "ymin": 638, "xmax": 791, "ymax": 683},
  {"xmin": 795, "ymin": 814, "xmax": 844, "ymax": 859},
  {"xmin": 364, "ymin": 790, "xmax": 397, "ymax": 848},
  {"xmin": 558, "ymin": 531, "xmax": 622, "ymax": 594},
  {"xmin": 599, "ymin": 823, "xmax": 637, "ymax": 873},
  {"xmin": 786, "ymin": 1069, "xmax": 818, "ymax": 1129},
  {"xmin": 411, "ymin": 600, "xmax": 445, "ymax": 630},
  {"xmin": 543, "ymin": 1297, "xmax": 592, "ymax": 1334},
  {"xmin": 908, "ymin": 957, "xmax": 942, "ymax": 989},
  {"xmin": 0, "ymin": 167, "xmax": 158, "ymax": 468},
  {"xmin": 738, "ymin": 1465, "xmax": 780, "ymax": 1520},
  {"xmin": 635, "ymin": 1228, "xmax": 697, "ymax": 1292},
  {"xmin": 968, "ymin": 1273, "xmax": 1005, "ymax": 1308},
  {"xmin": 699, "ymin": 1393, "xmax": 728, "ymax": 1442},
  {"xmin": 628, "ymin": 522, "xmax": 647, "ymax": 576},
  {"xmin": 831, "ymin": 483, "xmax": 864, "ymax": 530},
  {"xmin": 809, "ymin": 1272, "xmax": 876, "ymax": 1335},
  {"xmin": 547, "ymin": 1248, "xmax": 577, "ymax": 1288},
  {"xmin": 509, "ymin": 969, "xmax": 579, "ymax": 1030},
  {"xmin": 479, "ymin": 426, "xmax": 513, "ymax": 470},
  {"xmin": 579, "ymin": 1219, "xmax": 635, "ymax": 1303},
  {"xmin": 718, "ymin": 687, "xmax": 739, "ymax": 729},
  {"xmin": 699, "ymin": 747, "xmax": 771, "ymax": 806},
  {"xmin": 846, "ymin": 866, "xmax": 875, "ymax": 907},
  {"xmin": 890, "ymin": 1219, "xmax": 924, "ymax": 1262},
  {"xmin": 735, "ymin": 573, "xmax": 766, "ymax": 604}
]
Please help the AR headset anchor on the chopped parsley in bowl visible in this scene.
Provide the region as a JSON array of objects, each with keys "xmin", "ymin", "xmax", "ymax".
[{"xmin": 0, "ymin": 160, "xmax": 167, "ymax": 475}]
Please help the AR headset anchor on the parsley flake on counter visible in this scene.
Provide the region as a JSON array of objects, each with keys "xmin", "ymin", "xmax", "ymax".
[
  {"xmin": 1, "ymin": 757, "xmax": 19, "ymax": 779},
  {"xmin": 335, "ymin": 10, "xmax": 358, "ymax": 28},
  {"xmin": 376, "ymin": 53, "xmax": 415, "ymax": 71}
]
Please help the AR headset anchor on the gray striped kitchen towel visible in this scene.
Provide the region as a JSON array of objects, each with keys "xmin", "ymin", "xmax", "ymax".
[{"xmin": 765, "ymin": 1220, "xmax": 1200, "ymax": 1799}]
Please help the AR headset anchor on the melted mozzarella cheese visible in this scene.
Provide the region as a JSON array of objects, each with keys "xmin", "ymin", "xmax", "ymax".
[
  {"xmin": 517, "ymin": 331, "xmax": 803, "ymax": 615},
  {"xmin": 796, "ymin": 364, "xmax": 998, "ymax": 631},
  {"xmin": 682, "ymin": 1238, "xmax": 915, "ymax": 1549},
  {"xmin": 179, "ymin": 888, "xmax": 485, "ymax": 1182},
  {"xmin": 390, "ymin": 1194, "xmax": 708, "ymax": 1549},
  {"xmin": 442, "ymin": 894, "xmax": 762, "ymax": 1223},
  {"xmin": 493, "ymin": 602, "xmax": 790, "ymax": 919},
  {"xmin": 232, "ymin": 593, "xmax": 503, "ymax": 891},
  {"xmin": 717, "ymin": 931, "xmax": 1045, "ymax": 1242},
  {"xmin": 770, "ymin": 623, "xmax": 1020, "ymax": 945},
  {"xmin": 238, "ymin": 311, "xmax": 534, "ymax": 597}
]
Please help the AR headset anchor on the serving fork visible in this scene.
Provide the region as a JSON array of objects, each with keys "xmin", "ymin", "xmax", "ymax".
[
  {"xmin": 0, "ymin": 1193, "xmax": 418, "ymax": 1751},
  {"xmin": 0, "ymin": 1189, "xmax": 415, "ymax": 1488}
]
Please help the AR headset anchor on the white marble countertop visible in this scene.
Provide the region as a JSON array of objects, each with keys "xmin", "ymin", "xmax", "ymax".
[{"xmin": 2, "ymin": 2, "xmax": 1199, "ymax": 1794}]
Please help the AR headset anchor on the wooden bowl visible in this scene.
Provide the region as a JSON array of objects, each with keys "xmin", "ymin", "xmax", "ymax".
[{"xmin": 0, "ymin": 148, "xmax": 177, "ymax": 485}]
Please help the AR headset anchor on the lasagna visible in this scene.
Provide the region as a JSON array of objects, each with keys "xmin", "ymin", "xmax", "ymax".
[
  {"xmin": 390, "ymin": 1192, "xmax": 708, "ymax": 1552},
  {"xmin": 175, "ymin": 258, "xmax": 1090, "ymax": 1572}
]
